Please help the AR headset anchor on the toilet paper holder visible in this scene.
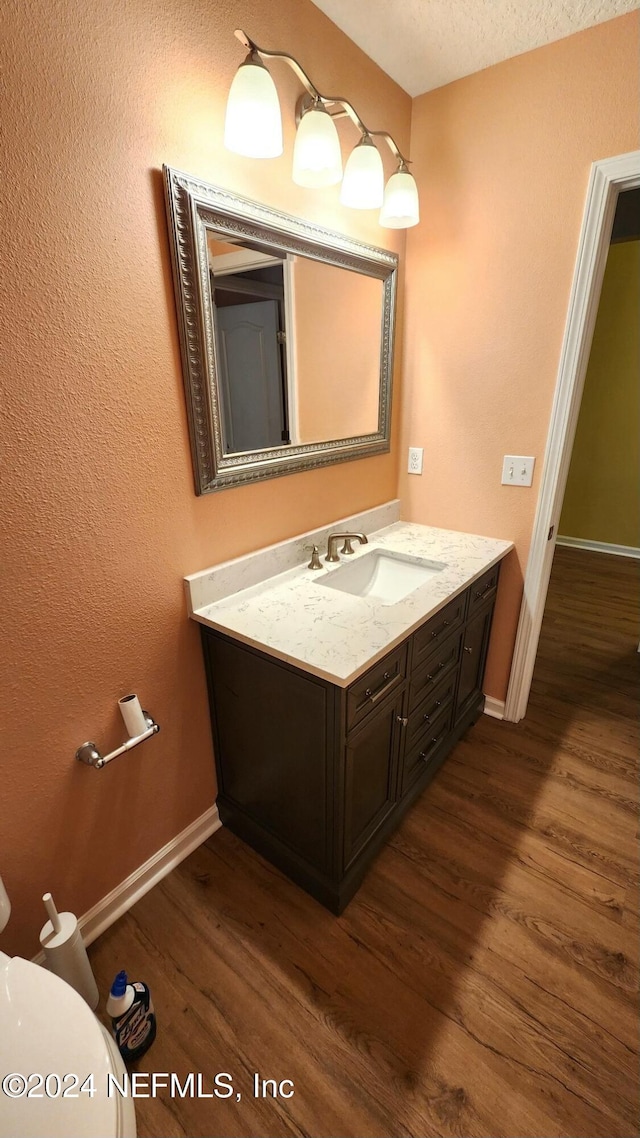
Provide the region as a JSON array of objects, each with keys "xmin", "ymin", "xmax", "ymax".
[{"xmin": 76, "ymin": 707, "xmax": 160, "ymax": 770}]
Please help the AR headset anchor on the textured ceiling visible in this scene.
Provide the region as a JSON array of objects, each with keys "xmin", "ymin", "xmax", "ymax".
[{"xmin": 310, "ymin": 0, "xmax": 640, "ymax": 95}]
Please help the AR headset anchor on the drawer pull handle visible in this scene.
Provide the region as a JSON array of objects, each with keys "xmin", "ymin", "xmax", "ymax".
[
  {"xmin": 463, "ymin": 645, "xmax": 473, "ymax": 654},
  {"xmin": 397, "ymin": 716, "xmax": 408, "ymax": 726},
  {"xmin": 475, "ymin": 582, "xmax": 494, "ymax": 599},
  {"xmin": 366, "ymin": 670, "xmax": 397, "ymax": 706},
  {"xmin": 423, "ymin": 701, "xmax": 441, "ymax": 723},
  {"xmin": 430, "ymin": 619, "xmax": 450, "ymax": 640}
]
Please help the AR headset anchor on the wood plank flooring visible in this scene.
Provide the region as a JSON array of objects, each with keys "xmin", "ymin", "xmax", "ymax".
[{"xmin": 89, "ymin": 546, "xmax": 639, "ymax": 1138}]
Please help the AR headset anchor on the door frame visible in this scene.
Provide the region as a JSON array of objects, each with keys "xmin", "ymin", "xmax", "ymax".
[
  {"xmin": 208, "ymin": 247, "xmax": 299, "ymax": 444},
  {"xmin": 505, "ymin": 150, "xmax": 640, "ymax": 723}
]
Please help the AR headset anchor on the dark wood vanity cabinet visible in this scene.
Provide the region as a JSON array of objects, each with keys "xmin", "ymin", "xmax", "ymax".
[{"xmin": 201, "ymin": 564, "xmax": 500, "ymax": 913}]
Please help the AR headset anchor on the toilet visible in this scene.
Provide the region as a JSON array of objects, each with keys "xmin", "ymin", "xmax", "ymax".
[{"xmin": 0, "ymin": 879, "xmax": 136, "ymax": 1138}]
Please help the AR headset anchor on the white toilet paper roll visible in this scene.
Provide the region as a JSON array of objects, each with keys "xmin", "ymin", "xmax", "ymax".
[
  {"xmin": 40, "ymin": 907, "xmax": 99, "ymax": 1010},
  {"xmin": 118, "ymin": 693, "xmax": 147, "ymax": 738}
]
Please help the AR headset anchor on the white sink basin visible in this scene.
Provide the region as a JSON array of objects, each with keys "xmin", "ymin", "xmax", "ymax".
[{"xmin": 319, "ymin": 549, "xmax": 446, "ymax": 605}]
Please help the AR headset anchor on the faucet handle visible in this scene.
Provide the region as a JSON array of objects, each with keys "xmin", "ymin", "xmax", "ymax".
[
  {"xmin": 341, "ymin": 537, "xmax": 355, "ymax": 555},
  {"xmin": 304, "ymin": 544, "xmax": 323, "ymax": 570}
]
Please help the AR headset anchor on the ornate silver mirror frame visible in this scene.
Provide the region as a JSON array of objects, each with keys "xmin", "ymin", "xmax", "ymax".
[{"xmin": 163, "ymin": 166, "xmax": 398, "ymax": 494}]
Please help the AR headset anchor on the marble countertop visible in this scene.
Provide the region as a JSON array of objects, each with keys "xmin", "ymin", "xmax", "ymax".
[{"xmin": 187, "ymin": 513, "xmax": 513, "ymax": 688}]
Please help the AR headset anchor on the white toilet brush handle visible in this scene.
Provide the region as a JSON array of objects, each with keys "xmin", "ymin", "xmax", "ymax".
[
  {"xmin": 40, "ymin": 895, "xmax": 99, "ymax": 1011},
  {"xmin": 42, "ymin": 893, "xmax": 62, "ymax": 935}
]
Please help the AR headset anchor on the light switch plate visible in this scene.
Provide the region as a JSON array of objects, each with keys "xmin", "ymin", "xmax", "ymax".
[{"xmin": 501, "ymin": 455, "xmax": 535, "ymax": 486}]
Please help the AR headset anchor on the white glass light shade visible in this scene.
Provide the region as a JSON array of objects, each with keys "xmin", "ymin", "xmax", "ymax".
[
  {"xmin": 379, "ymin": 169, "xmax": 420, "ymax": 228},
  {"xmin": 224, "ymin": 55, "xmax": 283, "ymax": 158},
  {"xmin": 292, "ymin": 105, "xmax": 342, "ymax": 188},
  {"xmin": 339, "ymin": 136, "xmax": 384, "ymax": 209}
]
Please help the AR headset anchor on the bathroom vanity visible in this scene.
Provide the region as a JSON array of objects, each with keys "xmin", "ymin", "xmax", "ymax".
[{"xmin": 186, "ymin": 505, "xmax": 513, "ymax": 913}]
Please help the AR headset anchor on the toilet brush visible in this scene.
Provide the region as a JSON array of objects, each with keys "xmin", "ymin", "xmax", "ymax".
[{"xmin": 39, "ymin": 892, "xmax": 99, "ymax": 1010}]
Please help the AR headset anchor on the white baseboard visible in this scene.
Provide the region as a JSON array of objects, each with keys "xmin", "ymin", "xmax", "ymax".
[
  {"xmin": 557, "ymin": 535, "xmax": 640, "ymax": 560},
  {"xmin": 33, "ymin": 804, "xmax": 221, "ymax": 963},
  {"xmin": 484, "ymin": 696, "xmax": 505, "ymax": 720}
]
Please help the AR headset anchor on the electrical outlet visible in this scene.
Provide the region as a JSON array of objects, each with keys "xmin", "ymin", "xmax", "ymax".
[
  {"xmin": 408, "ymin": 447, "xmax": 423, "ymax": 475},
  {"xmin": 501, "ymin": 455, "xmax": 535, "ymax": 486}
]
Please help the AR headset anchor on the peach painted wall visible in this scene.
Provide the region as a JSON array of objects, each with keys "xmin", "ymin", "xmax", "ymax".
[
  {"xmin": 399, "ymin": 13, "xmax": 640, "ymax": 701},
  {"xmin": 0, "ymin": 0, "xmax": 410, "ymax": 956}
]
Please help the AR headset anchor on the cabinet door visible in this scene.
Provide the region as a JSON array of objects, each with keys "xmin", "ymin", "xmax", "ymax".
[
  {"xmin": 203, "ymin": 632, "xmax": 332, "ymax": 871},
  {"xmin": 455, "ymin": 602, "xmax": 494, "ymax": 723},
  {"xmin": 343, "ymin": 694, "xmax": 403, "ymax": 870}
]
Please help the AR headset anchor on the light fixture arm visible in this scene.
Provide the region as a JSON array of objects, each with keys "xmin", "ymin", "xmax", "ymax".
[{"xmin": 233, "ymin": 29, "xmax": 411, "ymax": 168}]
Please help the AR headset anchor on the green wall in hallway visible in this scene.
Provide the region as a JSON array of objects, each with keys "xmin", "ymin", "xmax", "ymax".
[{"xmin": 560, "ymin": 239, "xmax": 640, "ymax": 548}]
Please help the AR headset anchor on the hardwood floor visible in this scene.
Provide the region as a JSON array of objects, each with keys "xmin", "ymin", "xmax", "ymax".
[{"xmin": 89, "ymin": 546, "xmax": 639, "ymax": 1138}]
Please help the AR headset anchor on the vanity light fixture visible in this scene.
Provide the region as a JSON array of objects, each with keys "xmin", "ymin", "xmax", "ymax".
[
  {"xmin": 340, "ymin": 133, "xmax": 385, "ymax": 209},
  {"xmin": 292, "ymin": 98, "xmax": 342, "ymax": 188},
  {"xmin": 224, "ymin": 29, "xmax": 420, "ymax": 228},
  {"xmin": 379, "ymin": 160, "xmax": 420, "ymax": 228},
  {"xmin": 224, "ymin": 48, "xmax": 283, "ymax": 158}
]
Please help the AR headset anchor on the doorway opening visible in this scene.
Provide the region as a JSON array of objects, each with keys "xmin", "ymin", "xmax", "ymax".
[
  {"xmin": 557, "ymin": 195, "xmax": 639, "ymax": 559},
  {"xmin": 212, "ymin": 262, "xmax": 292, "ymax": 454},
  {"xmin": 505, "ymin": 151, "xmax": 640, "ymax": 722}
]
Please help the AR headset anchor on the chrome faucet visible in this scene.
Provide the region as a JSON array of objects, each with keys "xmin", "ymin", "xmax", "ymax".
[{"xmin": 325, "ymin": 531, "xmax": 368, "ymax": 563}]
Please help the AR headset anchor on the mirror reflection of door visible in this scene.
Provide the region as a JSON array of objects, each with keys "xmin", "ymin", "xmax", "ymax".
[{"xmin": 211, "ymin": 265, "xmax": 290, "ymax": 454}]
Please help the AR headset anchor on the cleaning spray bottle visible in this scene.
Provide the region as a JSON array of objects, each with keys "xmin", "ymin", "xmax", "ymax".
[{"xmin": 106, "ymin": 970, "xmax": 156, "ymax": 1063}]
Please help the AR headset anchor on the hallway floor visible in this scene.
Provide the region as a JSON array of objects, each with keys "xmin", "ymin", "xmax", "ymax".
[{"xmin": 90, "ymin": 546, "xmax": 639, "ymax": 1138}]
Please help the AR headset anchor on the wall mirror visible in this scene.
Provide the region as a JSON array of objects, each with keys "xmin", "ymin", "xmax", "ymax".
[{"xmin": 163, "ymin": 166, "xmax": 398, "ymax": 493}]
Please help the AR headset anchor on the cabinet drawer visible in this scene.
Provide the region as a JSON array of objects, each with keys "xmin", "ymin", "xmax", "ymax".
[
  {"xmin": 411, "ymin": 594, "xmax": 467, "ymax": 669},
  {"xmin": 407, "ymin": 673, "xmax": 456, "ymax": 747},
  {"xmin": 400, "ymin": 705, "xmax": 452, "ymax": 797},
  {"xmin": 347, "ymin": 643, "xmax": 407, "ymax": 731},
  {"xmin": 408, "ymin": 630, "xmax": 462, "ymax": 713},
  {"xmin": 469, "ymin": 564, "xmax": 500, "ymax": 613}
]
